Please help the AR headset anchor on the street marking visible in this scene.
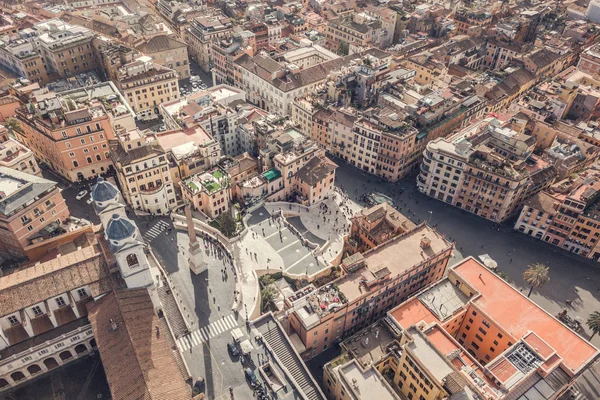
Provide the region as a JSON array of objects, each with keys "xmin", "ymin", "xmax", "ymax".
[
  {"xmin": 175, "ymin": 314, "xmax": 241, "ymax": 351},
  {"xmin": 143, "ymin": 220, "xmax": 170, "ymax": 241}
]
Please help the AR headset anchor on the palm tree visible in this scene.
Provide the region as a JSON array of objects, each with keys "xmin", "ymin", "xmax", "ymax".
[
  {"xmin": 587, "ymin": 312, "xmax": 600, "ymax": 341},
  {"xmin": 523, "ymin": 263, "xmax": 550, "ymax": 297}
]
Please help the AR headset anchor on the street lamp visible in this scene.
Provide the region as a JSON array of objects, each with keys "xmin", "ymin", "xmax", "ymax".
[{"xmin": 428, "ymin": 210, "xmax": 433, "ymax": 226}]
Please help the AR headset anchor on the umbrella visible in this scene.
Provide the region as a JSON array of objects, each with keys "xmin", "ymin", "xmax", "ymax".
[{"xmin": 478, "ymin": 254, "xmax": 498, "ymax": 270}]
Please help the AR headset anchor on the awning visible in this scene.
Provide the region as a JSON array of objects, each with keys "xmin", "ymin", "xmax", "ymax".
[
  {"xmin": 240, "ymin": 339, "xmax": 254, "ymax": 355},
  {"xmin": 231, "ymin": 328, "xmax": 244, "ymax": 342}
]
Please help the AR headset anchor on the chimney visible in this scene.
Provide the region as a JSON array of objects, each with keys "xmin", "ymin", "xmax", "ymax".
[
  {"xmin": 420, "ymin": 237, "xmax": 431, "ymax": 249},
  {"xmin": 109, "ymin": 318, "xmax": 118, "ymax": 331}
]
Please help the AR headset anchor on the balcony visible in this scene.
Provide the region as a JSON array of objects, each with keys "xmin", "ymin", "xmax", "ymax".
[{"xmin": 139, "ymin": 181, "xmax": 164, "ymax": 195}]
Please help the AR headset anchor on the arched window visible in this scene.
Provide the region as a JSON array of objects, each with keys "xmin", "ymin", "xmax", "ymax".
[{"xmin": 126, "ymin": 253, "xmax": 139, "ymax": 267}]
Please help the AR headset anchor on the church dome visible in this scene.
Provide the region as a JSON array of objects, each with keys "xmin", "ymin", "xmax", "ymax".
[
  {"xmin": 91, "ymin": 177, "xmax": 119, "ymax": 204},
  {"xmin": 106, "ymin": 214, "xmax": 136, "ymax": 242}
]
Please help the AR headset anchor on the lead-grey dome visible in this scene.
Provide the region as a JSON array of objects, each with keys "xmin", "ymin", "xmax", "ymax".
[
  {"xmin": 106, "ymin": 214, "xmax": 136, "ymax": 241},
  {"xmin": 91, "ymin": 177, "xmax": 119, "ymax": 203}
]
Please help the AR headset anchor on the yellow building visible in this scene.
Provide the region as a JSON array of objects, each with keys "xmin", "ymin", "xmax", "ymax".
[
  {"xmin": 135, "ymin": 35, "xmax": 190, "ymax": 79},
  {"xmin": 109, "ymin": 129, "xmax": 177, "ymax": 215}
]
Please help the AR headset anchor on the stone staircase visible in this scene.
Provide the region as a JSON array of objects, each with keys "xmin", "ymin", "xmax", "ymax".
[
  {"xmin": 158, "ymin": 285, "xmax": 188, "ymax": 339},
  {"xmin": 257, "ymin": 322, "xmax": 323, "ymax": 400}
]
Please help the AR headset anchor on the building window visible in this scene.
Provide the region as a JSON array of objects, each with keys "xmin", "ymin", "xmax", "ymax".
[
  {"xmin": 61, "ymin": 131, "xmax": 68, "ymax": 139},
  {"xmin": 56, "ymin": 297, "xmax": 66, "ymax": 307},
  {"xmin": 126, "ymin": 253, "xmax": 139, "ymax": 267},
  {"xmin": 32, "ymin": 306, "xmax": 43, "ymax": 316},
  {"xmin": 7, "ymin": 315, "xmax": 19, "ymax": 325},
  {"xmin": 77, "ymin": 288, "xmax": 88, "ymax": 299},
  {"xmin": 73, "ymin": 161, "xmax": 79, "ymax": 167}
]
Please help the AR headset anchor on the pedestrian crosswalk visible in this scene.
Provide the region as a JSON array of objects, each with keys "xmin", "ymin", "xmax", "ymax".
[
  {"xmin": 143, "ymin": 220, "xmax": 170, "ymax": 241},
  {"xmin": 177, "ymin": 314, "xmax": 238, "ymax": 351}
]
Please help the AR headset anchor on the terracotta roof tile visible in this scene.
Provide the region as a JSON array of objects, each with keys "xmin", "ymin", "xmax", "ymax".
[
  {"xmin": 0, "ymin": 244, "xmax": 123, "ymax": 316},
  {"xmin": 87, "ymin": 289, "xmax": 190, "ymax": 400}
]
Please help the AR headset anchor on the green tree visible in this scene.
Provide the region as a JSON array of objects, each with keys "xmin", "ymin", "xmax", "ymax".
[
  {"xmin": 337, "ymin": 41, "xmax": 349, "ymax": 56},
  {"xmin": 261, "ymin": 285, "xmax": 277, "ymax": 311},
  {"xmin": 5, "ymin": 118, "xmax": 22, "ymax": 134},
  {"xmin": 523, "ymin": 263, "xmax": 550, "ymax": 297},
  {"xmin": 587, "ymin": 311, "xmax": 600, "ymax": 341},
  {"xmin": 215, "ymin": 213, "xmax": 237, "ymax": 238}
]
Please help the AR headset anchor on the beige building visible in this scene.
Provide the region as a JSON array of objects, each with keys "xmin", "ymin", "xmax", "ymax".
[
  {"xmin": 0, "ymin": 35, "xmax": 50, "ymax": 85},
  {"xmin": 185, "ymin": 15, "xmax": 233, "ymax": 72},
  {"xmin": 109, "ymin": 129, "xmax": 177, "ymax": 215},
  {"xmin": 0, "ymin": 126, "xmax": 40, "ymax": 176},
  {"xmin": 417, "ymin": 118, "xmax": 557, "ymax": 222},
  {"xmin": 98, "ymin": 43, "xmax": 180, "ymax": 121},
  {"xmin": 135, "ymin": 35, "xmax": 190, "ymax": 79},
  {"xmin": 35, "ymin": 19, "xmax": 96, "ymax": 78}
]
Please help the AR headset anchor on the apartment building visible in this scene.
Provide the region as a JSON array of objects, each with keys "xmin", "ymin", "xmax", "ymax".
[
  {"xmin": 515, "ymin": 166, "xmax": 600, "ymax": 260},
  {"xmin": 182, "ymin": 168, "xmax": 231, "ymax": 219},
  {"xmin": 185, "ymin": 15, "xmax": 233, "ymax": 72},
  {"xmin": 155, "ymin": 126, "xmax": 221, "ymax": 186},
  {"xmin": 287, "ymin": 223, "xmax": 453, "ymax": 359},
  {"xmin": 160, "ymin": 84, "xmax": 247, "ymax": 156},
  {"xmin": 98, "ymin": 43, "xmax": 179, "ymax": 121},
  {"xmin": 0, "ymin": 127, "xmax": 40, "ymax": 176},
  {"xmin": 0, "ymin": 233, "xmax": 123, "ymax": 392},
  {"xmin": 234, "ymin": 48, "xmax": 390, "ymax": 116},
  {"xmin": 211, "ymin": 32, "xmax": 256, "ymax": 86},
  {"xmin": 35, "ymin": 19, "xmax": 96, "ymax": 78},
  {"xmin": 294, "ymin": 154, "xmax": 337, "ymax": 206},
  {"xmin": 323, "ymin": 320, "xmax": 401, "ymax": 400},
  {"xmin": 345, "ymin": 202, "xmax": 416, "ymax": 254},
  {"xmin": 577, "ymin": 44, "xmax": 600, "ymax": 79},
  {"xmin": 0, "ymin": 167, "xmax": 77, "ymax": 260},
  {"xmin": 386, "ymin": 257, "xmax": 599, "ymax": 400},
  {"xmin": 109, "ymin": 129, "xmax": 177, "ymax": 215},
  {"xmin": 135, "ymin": 35, "xmax": 190, "ymax": 79},
  {"xmin": 417, "ymin": 118, "xmax": 557, "ymax": 222},
  {"xmin": 14, "ymin": 90, "xmax": 117, "ymax": 182},
  {"xmin": 0, "ymin": 35, "xmax": 49, "ymax": 85},
  {"xmin": 325, "ymin": 13, "xmax": 392, "ymax": 53}
]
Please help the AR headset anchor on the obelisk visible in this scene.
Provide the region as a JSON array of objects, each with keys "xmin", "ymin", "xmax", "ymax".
[{"xmin": 185, "ymin": 201, "xmax": 207, "ymax": 274}]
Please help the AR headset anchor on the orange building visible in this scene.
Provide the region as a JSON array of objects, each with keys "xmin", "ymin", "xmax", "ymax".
[
  {"xmin": 287, "ymin": 224, "xmax": 453, "ymax": 359},
  {"xmin": 387, "ymin": 257, "xmax": 598, "ymax": 399},
  {"xmin": 0, "ymin": 167, "xmax": 89, "ymax": 261},
  {"xmin": 345, "ymin": 202, "xmax": 416, "ymax": 254},
  {"xmin": 15, "ymin": 92, "xmax": 116, "ymax": 182}
]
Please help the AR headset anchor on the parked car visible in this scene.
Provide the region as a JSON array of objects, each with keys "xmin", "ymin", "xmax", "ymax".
[
  {"xmin": 244, "ymin": 368, "xmax": 258, "ymax": 386},
  {"xmin": 86, "ymin": 197, "xmax": 93, "ymax": 205},
  {"xmin": 76, "ymin": 190, "xmax": 88, "ymax": 200},
  {"xmin": 227, "ymin": 342, "xmax": 239, "ymax": 356}
]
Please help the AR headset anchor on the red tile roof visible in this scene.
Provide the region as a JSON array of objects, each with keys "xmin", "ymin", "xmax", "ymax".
[{"xmin": 87, "ymin": 289, "xmax": 190, "ymax": 400}]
